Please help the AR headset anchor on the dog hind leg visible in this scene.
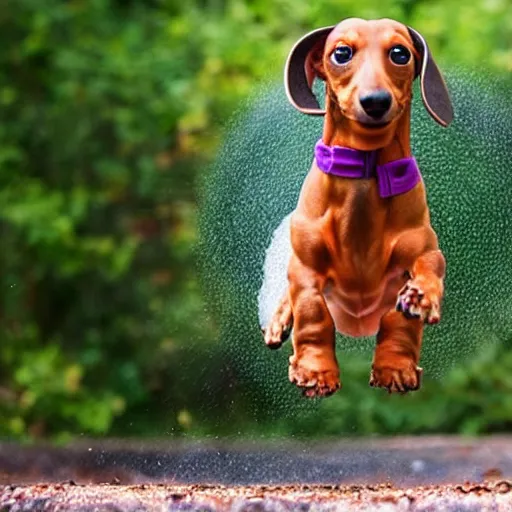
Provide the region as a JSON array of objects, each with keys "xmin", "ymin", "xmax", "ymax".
[
  {"xmin": 288, "ymin": 256, "xmax": 340, "ymax": 398},
  {"xmin": 370, "ymin": 310, "xmax": 424, "ymax": 393},
  {"xmin": 371, "ymin": 239, "xmax": 446, "ymax": 392},
  {"xmin": 263, "ymin": 292, "xmax": 293, "ymax": 349}
]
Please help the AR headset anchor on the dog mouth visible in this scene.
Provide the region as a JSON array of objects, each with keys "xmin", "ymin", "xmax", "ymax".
[
  {"xmin": 357, "ymin": 119, "xmax": 392, "ymax": 129},
  {"xmin": 356, "ymin": 103, "xmax": 406, "ymax": 129},
  {"xmin": 354, "ymin": 106, "xmax": 406, "ymax": 129},
  {"xmin": 340, "ymin": 110, "xmax": 394, "ymax": 129},
  {"xmin": 337, "ymin": 104, "xmax": 401, "ymax": 130}
]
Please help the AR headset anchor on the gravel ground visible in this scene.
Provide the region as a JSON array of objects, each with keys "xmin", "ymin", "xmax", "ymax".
[
  {"xmin": 1, "ymin": 481, "xmax": 512, "ymax": 511},
  {"xmin": 1, "ymin": 436, "xmax": 512, "ymax": 510}
]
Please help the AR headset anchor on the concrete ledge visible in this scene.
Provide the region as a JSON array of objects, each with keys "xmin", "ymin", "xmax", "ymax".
[{"xmin": 1, "ymin": 436, "xmax": 512, "ymax": 486}]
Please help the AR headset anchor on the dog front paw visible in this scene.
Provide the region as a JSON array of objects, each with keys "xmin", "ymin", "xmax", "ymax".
[
  {"xmin": 396, "ymin": 279, "xmax": 441, "ymax": 325},
  {"xmin": 369, "ymin": 362, "xmax": 422, "ymax": 394},
  {"xmin": 289, "ymin": 357, "xmax": 340, "ymax": 398}
]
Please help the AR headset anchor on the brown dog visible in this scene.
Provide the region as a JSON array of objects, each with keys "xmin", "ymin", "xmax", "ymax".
[{"xmin": 261, "ymin": 18, "xmax": 453, "ymax": 398}]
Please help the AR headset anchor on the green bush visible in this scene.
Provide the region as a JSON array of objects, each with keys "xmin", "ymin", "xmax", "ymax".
[
  {"xmin": 0, "ymin": 0, "xmax": 207, "ymax": 439},
  {"xmin": 0, "ymin": 0, "xmax": 510, "ymax": 440},
  {"xmin": 280, "ymin": 342, "xmax": 512, "ymax": 437}
]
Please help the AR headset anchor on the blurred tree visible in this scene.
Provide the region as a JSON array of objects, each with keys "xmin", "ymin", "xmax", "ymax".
[
  {"xmin": 0, "ymin": 0, "xmax": 510, "ymax": 440},
  {"xmin": 0, "ymin": 0, "xmax": 209, "ymax": 439}
]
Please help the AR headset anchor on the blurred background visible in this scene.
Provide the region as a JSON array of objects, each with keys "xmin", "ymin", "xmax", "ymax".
[{"xmin": 0, "ymin": 0, "xmax": 511, "ymax": 443}]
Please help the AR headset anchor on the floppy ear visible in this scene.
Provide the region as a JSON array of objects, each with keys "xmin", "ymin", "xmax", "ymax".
[
  {"xmin": 407, "ymin": 27, "xmax": 454, "ymax": 127},
  {"xmin": 284, "ymin": 26, "xmax": 335, "ymax": 115}
]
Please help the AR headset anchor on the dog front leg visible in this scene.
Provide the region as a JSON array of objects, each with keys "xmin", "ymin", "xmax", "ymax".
[
  {"xmin": 288, "ymin": 255, "xmax": 340, "ymax": 398},
  {"xmin": 370, "ymin": 249, "xmax": 445, "ymax": 393},
  {"xmin": 396, "ymin": 249, "xmax": 446, "ymax": 324}
]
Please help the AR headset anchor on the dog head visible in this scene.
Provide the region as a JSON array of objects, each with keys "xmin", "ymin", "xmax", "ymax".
[{"xmin": 285, "ymin": 18, "xmax": 453, "ymax": 133}]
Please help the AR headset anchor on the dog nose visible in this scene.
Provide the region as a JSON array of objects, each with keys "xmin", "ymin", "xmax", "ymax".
[{"xmin": 359, "ymin": 90, "xmax": 392, "ymax": 120}]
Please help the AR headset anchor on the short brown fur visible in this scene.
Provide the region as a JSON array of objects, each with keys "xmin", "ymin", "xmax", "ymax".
[{"xmin": 264, "ymin": 18, "xmax": 447, "ymax": 397}]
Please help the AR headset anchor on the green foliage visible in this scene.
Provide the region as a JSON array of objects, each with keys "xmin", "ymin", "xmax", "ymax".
[
  {"xmin": 281, "ymin": 342, "xmax": 512, "ymax": 437},
  {"xmin": 0, "ymin": 0, "xmax": 510, "ymax": 439},
  {"xmin": 0, "ymin": 0, "xmax": 208, "ymax": 439}
]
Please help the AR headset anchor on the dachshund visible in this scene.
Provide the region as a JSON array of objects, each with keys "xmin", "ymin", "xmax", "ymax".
[{"xmin": 261, "ymin": 18, "xmax": 453, "ymax": 398}]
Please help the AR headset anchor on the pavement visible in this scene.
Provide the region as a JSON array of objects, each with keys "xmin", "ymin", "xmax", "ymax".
[{"xmin": 1, "ymin": 436, "xmax": 512, "ymax": 510}]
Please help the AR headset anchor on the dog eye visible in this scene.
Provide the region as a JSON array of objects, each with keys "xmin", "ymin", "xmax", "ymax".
[
  {"xmin": 389, "ymin": 45, "xmax": 411, "ymax": 65},
  {"xmin": 331, "ymin": 45, "xmax": 353, "ymax": 65}
]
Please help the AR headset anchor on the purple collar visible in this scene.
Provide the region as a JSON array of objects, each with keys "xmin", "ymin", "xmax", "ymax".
[{"xmin": 314, "ymin": 139, "xmax": 421, "ymax": 198}]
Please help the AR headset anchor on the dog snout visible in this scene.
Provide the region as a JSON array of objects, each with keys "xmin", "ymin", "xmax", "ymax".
[{"xmin": 359, "ymin": 89, "xmax": 392, "ymax": 120}]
